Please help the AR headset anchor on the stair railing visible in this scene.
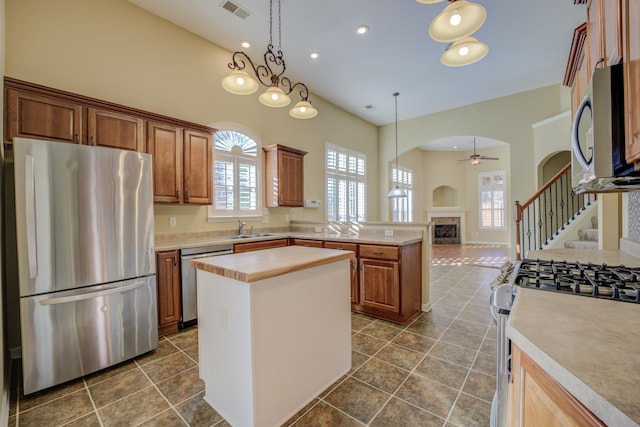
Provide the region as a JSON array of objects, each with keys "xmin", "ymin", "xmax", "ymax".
[{"xmin": 513, "ymin": 163, "xmax": 596, "ymax": 260}]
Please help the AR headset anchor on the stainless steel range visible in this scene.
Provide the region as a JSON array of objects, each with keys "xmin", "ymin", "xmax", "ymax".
[{"xmin": 489, "ymin": 258, "xmax": 640, "ymax": 426}]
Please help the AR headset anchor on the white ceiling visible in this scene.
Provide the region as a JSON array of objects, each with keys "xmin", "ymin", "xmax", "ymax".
[{"xmin": 129, "ymin": 0, "xmax": 585, "ymax": 150}]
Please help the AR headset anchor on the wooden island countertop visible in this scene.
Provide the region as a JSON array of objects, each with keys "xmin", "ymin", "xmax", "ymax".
[{"xmin": 190, "ymin": 245, "xmax": 355, "ymax": 283}]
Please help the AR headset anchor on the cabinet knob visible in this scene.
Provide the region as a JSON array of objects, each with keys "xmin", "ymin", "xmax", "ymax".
[
  {"xmin": 75, "ymin": 134, "xmax": 79, "ymax": 144},
  {"xmin": 185, "ymin": 190, "xmax": 190, "ymax": 201},
  {"xmin": 91, "ymin": 136, "xmax": 95, "ymax": 145},
  {"xmin": 176, "ymin": 190, "xmax": 180, "ymax": 200},
  {"xmin": 173, "ymin": 256, "xmax": 177, "ymax": 266}
]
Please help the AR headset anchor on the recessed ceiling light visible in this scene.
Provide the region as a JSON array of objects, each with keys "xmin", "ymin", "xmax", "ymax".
[
  {"xmin": 309, "ymin": 51, "xmax": 319, "ymax": 60},
  {"xmin": 241, "ymin": 41, "xmax": 250, "ymax": 48},
  {"xmin": 355, "ymin": 25, "xmax": 369, "ymax": 35}
]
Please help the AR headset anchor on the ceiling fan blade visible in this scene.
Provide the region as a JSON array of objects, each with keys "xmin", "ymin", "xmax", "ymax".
[
  {"xmin": 480, "ymin": 156, "xmax": 500, "ymax": 160},
  {"xmin": 456, "ymin": 158, "xmax": 469, "ymax": 164}
]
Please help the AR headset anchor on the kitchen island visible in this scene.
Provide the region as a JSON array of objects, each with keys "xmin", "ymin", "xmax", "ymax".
[{"xmin": 190, "ymin": 246, "xmax": 354, "ymax": 427}]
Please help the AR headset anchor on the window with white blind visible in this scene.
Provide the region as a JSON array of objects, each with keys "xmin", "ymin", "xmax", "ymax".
[
  {"xmin": 208, "ymin": 129, "xmax": 261, "ymax": 219},
  {"xmin": 325, "ymin": 143, "xmax": 367, "ymax": 222},
  {"xmin": 391, "ymin": 166, "xmax": 413, "ymax": 222},
  {"xmin": 479, "ymin": 171, "xmax": 506, "ymax": 229}
]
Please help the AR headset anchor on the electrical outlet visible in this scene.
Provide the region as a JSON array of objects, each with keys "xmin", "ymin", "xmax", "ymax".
[
  {"xmin": 169, "ymin": 217, "xmax": 176, "ymax": 227},
  {"xmin": 384, "ymin": 229, "xmax": 394, "ymax": 236}
]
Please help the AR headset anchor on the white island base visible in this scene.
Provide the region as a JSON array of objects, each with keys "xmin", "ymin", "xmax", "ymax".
[{"xmin": 195, "ymin": 248, "xmax": 352, "ymax": 427}]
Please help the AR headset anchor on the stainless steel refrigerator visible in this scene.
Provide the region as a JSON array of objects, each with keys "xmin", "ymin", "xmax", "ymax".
[{"xmin": 12, "ymin": 137, "xmax": 158, "ymax": 394}]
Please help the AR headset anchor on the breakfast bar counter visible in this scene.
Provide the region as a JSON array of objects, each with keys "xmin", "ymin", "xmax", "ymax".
[{"xmin": 190, "ymin": 246, "xmax": 354, "ymax": 427}]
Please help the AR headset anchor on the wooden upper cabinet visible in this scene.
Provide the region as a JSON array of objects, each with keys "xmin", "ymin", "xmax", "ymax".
[
  {"xmin": 147, "ymin": 121, "xmax": 183, "ymax": 204},
  {"xmin": 602, "ymin": 0, "xmax": 622, "ymax": 65},
  {"xmin": 183, "ymin": 129, "xmax": 213, "ymax": 204},
  {"xmin": 5, "ymin": 88, "xmax": 82, "ymax": 144},
  {"xmin": 623, "ymin": 0, "xmax": 640, "ymax": 165},
  {"xmin": 264, "ymin": 144, "xmax": 307, "ymax": 207},
  {"xmin": 87, "ymin": 107, "xmax": 144, "ymax": 151}
]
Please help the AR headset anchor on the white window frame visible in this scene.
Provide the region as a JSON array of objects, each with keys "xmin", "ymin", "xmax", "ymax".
[
  {"xmin": 479, "ymin": 170, "xmax": 506, "ymax": 230},
  {"xmin": 390, "ymin": 166, "xmax": 413, "ymax": 222},
  {"xmin": 207, "ymin": 123, "xmax": 262, "ymax": 220},
  {"xmin": 325, "ymin": 143, "xmax": 367, "ymax": 222}
]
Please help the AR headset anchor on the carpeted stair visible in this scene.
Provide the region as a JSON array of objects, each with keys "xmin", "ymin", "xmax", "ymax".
[{"xmin": 564, "ymin": 216, "xmax": 598, "ymax": 249}]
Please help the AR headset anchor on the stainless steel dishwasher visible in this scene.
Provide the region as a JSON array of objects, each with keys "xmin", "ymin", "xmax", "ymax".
[{"xmin": 180, "ymin": 243, "xmax": 233, "ymax": 328}]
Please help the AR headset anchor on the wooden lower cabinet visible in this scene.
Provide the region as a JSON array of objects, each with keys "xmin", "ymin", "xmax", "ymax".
[
  {"xmin": 509, "ymin": 344, "xmax": 605, "ymax": 426},
  {"xmin": 353, "ymin": 242, "xmax": 421, "ymax": 324},
  {"xmin": 233, "ymin": 238, "xmax": 289, "ymax": 253},
  {"xmin": 291, "ymin": 238, "xmax": 324, "ymax": 248},
  {"xmin": 156, "ymin": 250, "xmax": 181, "ymax": 336}
]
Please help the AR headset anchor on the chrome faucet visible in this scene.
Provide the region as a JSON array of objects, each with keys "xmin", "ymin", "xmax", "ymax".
[{"xmin": 238, "ymin": 220, "xmax": 246, "ymax": 235}]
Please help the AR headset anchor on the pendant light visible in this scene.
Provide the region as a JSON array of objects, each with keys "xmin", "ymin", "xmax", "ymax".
[
  {"xmin": 221, "ymin": 0, "xmax": 318, "ymax": 119},
  {"xmin": 429, "ymin": 0, "xmax": 487, "ymax": 43},
  {"xmin": 441, "ymin": 36, "xmax": 489, "ymax": 66},
  {"xmin": 387, "ymin": 93, "xmax": 408, "ymax": 199}
]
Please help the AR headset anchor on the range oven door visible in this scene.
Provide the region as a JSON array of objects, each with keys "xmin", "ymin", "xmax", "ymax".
[
  {"xmin": 19, "ymin": 275, "xmax": 158, "ymax": 394},
  {"xmin": 490, "ymin": 284, "xmax": 514, "ymax": 427}
]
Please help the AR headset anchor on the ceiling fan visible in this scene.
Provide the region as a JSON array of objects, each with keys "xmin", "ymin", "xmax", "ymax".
[{"xmin": 457, "ymin": 137, "xmax": 499, "ymax": 165}]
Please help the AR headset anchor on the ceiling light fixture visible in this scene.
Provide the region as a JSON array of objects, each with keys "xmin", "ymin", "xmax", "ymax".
[
  {"xmin": 241, "ymin": 41, "xmax": 251, "ymax": 48},
  {"xmin": 356, "ymin": 25, "xmax": 369, "ymax": 35},
  {"xmin": 416, "ymin": 0, "xmax": 445, "ymax": 4},
  {"xmin": 441, "ymin": 36, "xmax": 488, "ymax": 66},
  {"xmin": 387, "ymin": 93, "xmax": 408, "ymax": 199},
  {"xmin": 309, "ymin": 51, "xmax": 319, "ymax": 60},
  {"xmin": 429, "ymin": 0, "xmax": 487, "ymax": 42},
  {"xmin": 221, "ymin": 0, "xmax": 317, "ymax": 119}
]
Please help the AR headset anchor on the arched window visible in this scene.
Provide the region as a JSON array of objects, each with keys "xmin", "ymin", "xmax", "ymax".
[{"xmin": 208, "ymin": 127, "xmax": 262, "ymax": 219}]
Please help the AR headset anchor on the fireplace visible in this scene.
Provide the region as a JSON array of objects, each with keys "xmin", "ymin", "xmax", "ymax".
[{"xmin": 431, "ymin": 216, "xmax": 461, "ymax": 244}]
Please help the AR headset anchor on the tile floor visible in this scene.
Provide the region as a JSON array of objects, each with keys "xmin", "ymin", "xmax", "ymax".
[{"xmin": 9, "ymin": 253, "xmax": 501, "ymax": 426}]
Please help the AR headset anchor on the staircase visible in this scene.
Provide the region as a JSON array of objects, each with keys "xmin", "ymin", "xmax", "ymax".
[{"xmin": 564, "ymin": 216, "xmax": 598, "ymax": 249}]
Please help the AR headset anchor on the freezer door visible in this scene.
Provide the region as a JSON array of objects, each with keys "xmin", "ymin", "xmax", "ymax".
[
  {"xmin": 12, "ymin": 138, "xmax": 155, "ymax": 296},
  {"xmin": 20, "ymin": 275, "xmax": 158, "ymax": 394}
]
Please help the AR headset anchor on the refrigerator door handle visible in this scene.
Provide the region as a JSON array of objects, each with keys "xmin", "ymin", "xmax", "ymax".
[
  {"xmin": 38, "ymin": 280, "xmax": 146, "ymax": 306},
  {"xmin": 25, "ymin": 154, "xmax": 38, "ymax": 279}
]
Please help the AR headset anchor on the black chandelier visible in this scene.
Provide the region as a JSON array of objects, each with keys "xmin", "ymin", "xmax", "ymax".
[{"xmin": 221, "ymin": 0, "xmax": 318, "ymax": 119}]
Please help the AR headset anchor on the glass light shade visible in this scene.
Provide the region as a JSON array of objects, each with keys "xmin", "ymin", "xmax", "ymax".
[
  {"xmin": 470, "ymin": 155, "xmax": 481, "ymax": 165},
  {"xmin": 429, "ymin": 0, "xmax": 487, "ymax": 42},
  {"xmin": 387, "ymin": 186, "xmax": 408, "ymax": 198},
  {"xmin": 258, "ymin": 86, "xmax": 291, "ymax": 107},
  {"xmin": 289, "ymin": 100, "xmax": 318, "ymax": 119},
  {"xmin": 416, "ymin": 0, "xmax": 445, "ymax": 3},
  {"xmin": 221, "ymin": 70, "xmax": 259, "ymax": 95},
  {"xmin": 441, "ymin": 36, "xmax": 489, "ymax": 66}
]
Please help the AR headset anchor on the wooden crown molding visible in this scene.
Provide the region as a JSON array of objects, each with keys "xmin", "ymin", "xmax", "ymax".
[{"xmin": 563, "ymin": 22, "xmax": 588, "ymax": 87}]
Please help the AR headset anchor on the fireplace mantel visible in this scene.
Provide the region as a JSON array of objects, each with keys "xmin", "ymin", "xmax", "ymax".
[{"xmin": 426, "ymin": 209, "xmax": 465, "ymax": 245}]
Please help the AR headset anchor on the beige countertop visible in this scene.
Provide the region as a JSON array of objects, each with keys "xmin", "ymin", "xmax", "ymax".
[
  {"xmin": 155, "ymin": 231, "xmax": 422, "ymax": 252},
  {"xmin": 190, "ymin": 246, "xmax": 355, "ymax": 283},
  {"xmin": 527, "ymin": 248, "xmax": 640, "ymax": 267},
  {"xmin": 507, "ymin": 288, "xmax": 640, "ymax": 426}
]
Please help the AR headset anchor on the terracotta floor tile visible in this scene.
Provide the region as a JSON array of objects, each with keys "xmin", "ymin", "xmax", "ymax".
[
  {"xmin": 395, "ymin": 374, "xmax": 458, "ymax": 419},
  {"xmin": 156, "ymin": 366, "xmax": 205, "ymax": 405},
  {"xmin": 291, "ymin": 401, "xmax": 364, "ymax": 426},
  {"xmin": 174, "ymin": 391, "xmax": 223, "ymax": 426},
  {"xmin": 98, "ymin": 386, "xmax": 169, "ymax": 427},
  {"xmin": 89, "ymin": 367, "xmax": 151, "ymax": 408},
  {"xmin": 352, "ymin": 358, "xmax": 410, "ymax": 394},
  {"xmin": 19, "ymin": 389, "xmax": 94, "ymax": 426},
  {"xmin": 370, "ymin": 397, "xmax": 445, "ymax": 427},
  {"xmin": 323, "ymin": 377, "xmax": 390, "ymax": 424}
]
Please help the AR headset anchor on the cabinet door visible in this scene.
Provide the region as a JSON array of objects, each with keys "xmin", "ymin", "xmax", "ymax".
[
  {"xmin": 359, "ymin": 259, "xmax": 400, "ymax": 314},
  {"xmin": 183, "ymin": 129, "xmax": 213, "ymax": 204},
  {"xmin": 602, "ymin": 0, "xmax": 622, "ymax": 65},
  {"xmin": 509, "ymin": 345, "xmax": 605, "ymax": 426},
  {"xmin": 6, "ymin": 88, "xmax": 82, "ymax": 144},
  {"xmin": 278, "ymin": 149, "xmax": 305, "ymax": 206},
  {"xmin": 87, "ymin": 108, "xmax": 144, "ymax": 152},
  {"xmin": 623, "ymin": 0, "xmax": 640, "ymax": 164},
  {"xmin": 156, "ymin": 250, "xmax": 181, "ymax": 336},
  {"xmin": 147, "ymin": 121, "xmax": 183, "ymax": 203}
]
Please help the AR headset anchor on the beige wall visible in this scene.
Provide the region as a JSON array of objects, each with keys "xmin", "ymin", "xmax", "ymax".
[{"xmin": 4, "ymin": 0, "xmax": 379, "ymax": 234}]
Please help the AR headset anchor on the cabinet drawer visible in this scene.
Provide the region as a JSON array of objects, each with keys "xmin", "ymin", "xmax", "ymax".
[
  {"xmin": 233, "ymin": 239, "xmax": 289, "ymax": 253},
  {"xmin": 291, "ymin": 239, "xmax": 323, "ymax": 248},
  {"xmin": 324, "ymin": 241, "xmax": 358, "ymax": 255},
  {"xmin": 359, "ymin": 244, "xmax": 399, "ymax": 261}
]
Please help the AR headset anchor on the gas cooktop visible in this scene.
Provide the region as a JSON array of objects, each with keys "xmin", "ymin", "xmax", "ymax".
[{"xmin": 513, "ymin": 259, "xmax": 640, "ymax": 303}]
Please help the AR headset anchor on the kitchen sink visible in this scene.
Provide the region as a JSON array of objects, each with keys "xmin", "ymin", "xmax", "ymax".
[{"xmin": 228, "ymin": 233, "xmax": 276, "ymax": 239}]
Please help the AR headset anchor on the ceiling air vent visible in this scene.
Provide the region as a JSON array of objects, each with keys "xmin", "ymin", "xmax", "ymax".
[
  {"xmin": 221, "ymin": 0, "xmax": 251, "ymax": 19},
  {"xmin": 364, "ymin": 105, "xmax": 376, "ymax": 110}
]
